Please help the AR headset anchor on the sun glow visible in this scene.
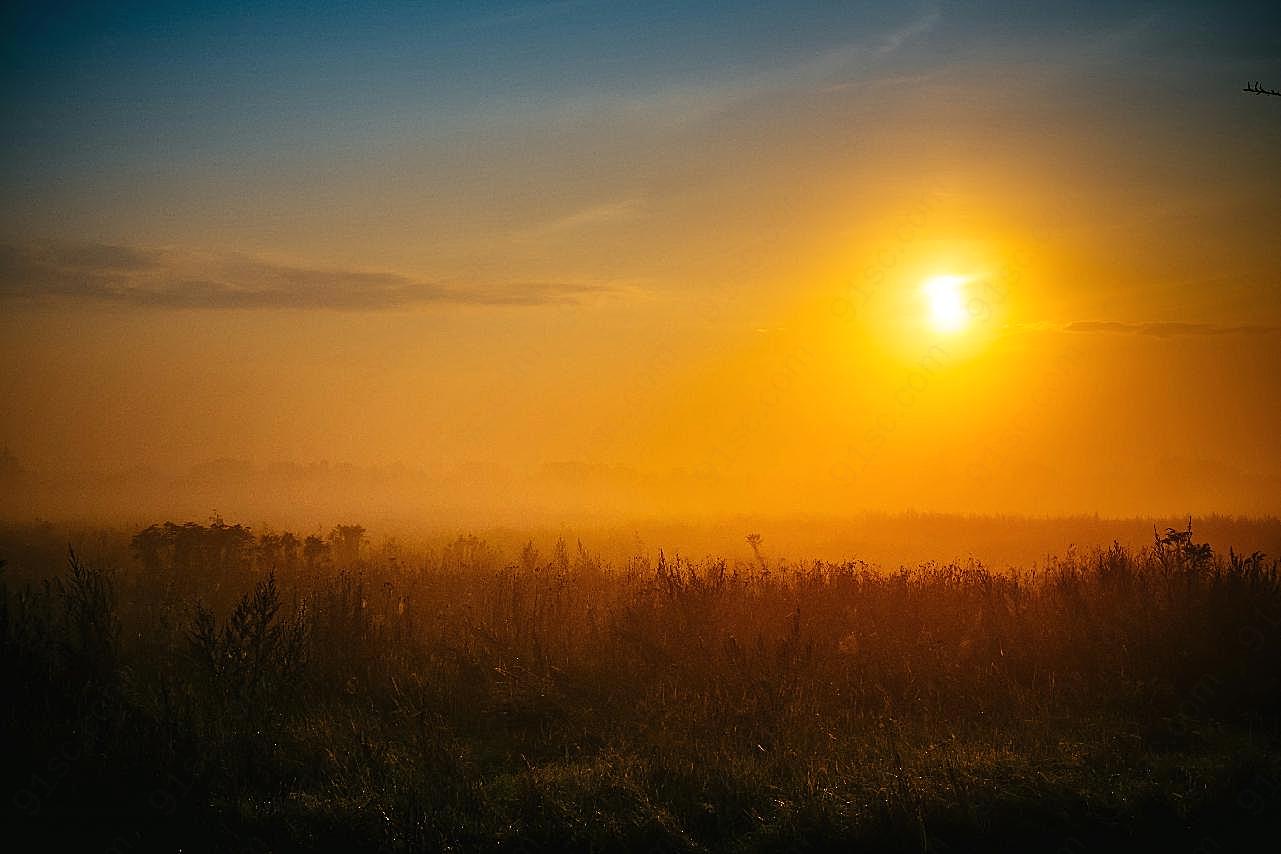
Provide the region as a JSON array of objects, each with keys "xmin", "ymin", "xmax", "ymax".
[{"xmin": 922, "ymin": 274, "xmax": 970, "ymax": 333}]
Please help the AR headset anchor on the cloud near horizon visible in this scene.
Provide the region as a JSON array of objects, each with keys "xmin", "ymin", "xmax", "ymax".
[
  {"xmin": 0, "ymin": 241, "xmax": 616, "ymax": 310},
  {"xmin": 1063, "ymin": 320, "xmax": 1281, "ymax": 338}
]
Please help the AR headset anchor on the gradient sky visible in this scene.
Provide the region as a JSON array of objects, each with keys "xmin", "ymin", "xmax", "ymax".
[{"xmin": 2, "ymin": 1, "xmax": 1280, "ymax": 519}]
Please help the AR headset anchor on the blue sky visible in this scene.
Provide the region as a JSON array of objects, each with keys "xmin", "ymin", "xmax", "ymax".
[{"xmin": 4, "ymin": 2, "xmax": 1277, "ymax": 205}]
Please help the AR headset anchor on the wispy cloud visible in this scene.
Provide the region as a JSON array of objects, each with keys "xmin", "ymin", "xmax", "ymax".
[
  {"xmin": 0, "ymin": 242, "xmax": 617, "ymax": 310},
  {"xmin": 531, "ymin": 7, "xmax": 942, "ymax": 130},
  {"xmin": 515, "ymin": 197, "xmax": 646, "ymax": 240},
  {"xmin": 873, "ymin": 9, "xmax": 941, "ymax": 59},
  {"xmin": 1063, "ymin": 320, "xmax": 1281, "ymax": 337}
]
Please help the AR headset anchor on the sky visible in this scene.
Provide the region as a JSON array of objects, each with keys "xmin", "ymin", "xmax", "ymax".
[{"xmin": 1, "ymin": 0, "xmax": 1280, "ymax": 520}]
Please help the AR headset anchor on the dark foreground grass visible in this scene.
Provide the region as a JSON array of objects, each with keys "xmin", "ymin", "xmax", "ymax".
[{"xmin": 3, "ymin": 522, "xmax": 1280, "ymax": 851}]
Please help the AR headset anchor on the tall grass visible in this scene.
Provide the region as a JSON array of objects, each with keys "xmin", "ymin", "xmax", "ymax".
[{"xmin": 3, "ymin": 522, "xmax": 1280, "ymax": 851}]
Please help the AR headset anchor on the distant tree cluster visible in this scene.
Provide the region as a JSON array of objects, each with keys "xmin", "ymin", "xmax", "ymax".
[{"xmin": 130, "ymin": 518, "xmax": 366, "ymax": 585}]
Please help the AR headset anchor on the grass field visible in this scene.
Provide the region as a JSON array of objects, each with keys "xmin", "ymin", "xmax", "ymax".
[{"xmin": 3, "ymin": 519, "xmax": 1280, "ymax": 851}]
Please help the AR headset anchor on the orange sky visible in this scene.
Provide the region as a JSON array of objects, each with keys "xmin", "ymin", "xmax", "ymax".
[{"xmin": 2, "ymin": 2, "xmax": 1279, "ymax": 520}]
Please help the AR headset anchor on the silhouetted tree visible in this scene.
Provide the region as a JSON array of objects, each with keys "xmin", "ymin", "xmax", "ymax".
[
  {"xmin": 257, "ymin": 532, "xmax": 282, "ymax": 572},
  {"xmin": 208, "ymin": 518, "xmax": 254, "ymax": 576},
  {"xmin": 303, "ymin": 535, "xmax": 330, "ymax": 573},
  {"xmin": 131, "ymin": 524, "xmax": 168, "ymax": 577},
  {"xmin": 280, "ymin": 532, "xmax": 301, "ymax": 575},
  {"xmin": 329, "ymin": 525, "xmax": 366, "ymax": 568}
]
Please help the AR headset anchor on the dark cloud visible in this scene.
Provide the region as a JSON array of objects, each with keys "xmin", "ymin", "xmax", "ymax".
[
  {"xmin": 0, "ymin": 241, "xmax": 613, "ymax": 310},
  {"xmin": 1064, "ymin": 320, "xmax": 1281, "ymax": 337},
  {"xmin": 38, "ymin": 241, "xmax": 160, "ymax": 272}
]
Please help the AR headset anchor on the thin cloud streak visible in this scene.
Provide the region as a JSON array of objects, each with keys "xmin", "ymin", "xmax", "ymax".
[
  {"xmin": 514, "ymin": 197, "xmax": 646, "ymax": 240},
  {"xmin": 0, "ymin": 242, "xmax": 617, "ymax": 310},
  {"xmin": 523, "ymin": 7, "xmax": 941, "ymax": 131},
  {"xmin": 1063, "ymin": 320, "xmax": 1281, "ymax": 337}
]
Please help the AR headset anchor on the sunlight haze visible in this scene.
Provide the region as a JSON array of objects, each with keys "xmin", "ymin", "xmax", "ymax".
[{"xmin": 2, "ymin": 1, "xmax": 1279, "ymax": 521}]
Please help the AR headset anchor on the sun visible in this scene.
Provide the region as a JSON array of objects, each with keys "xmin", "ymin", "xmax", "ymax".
[{"xmin": 922, "ymin": 274, "xmax": 970, "ymax": 333}]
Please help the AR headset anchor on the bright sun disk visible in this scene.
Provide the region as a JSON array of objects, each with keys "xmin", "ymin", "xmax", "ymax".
[{"xmin": 922, "ymin": 274, "xmax": 969, "ymax": 333}]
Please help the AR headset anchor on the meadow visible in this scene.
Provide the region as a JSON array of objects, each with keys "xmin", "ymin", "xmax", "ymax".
[{"xmin": 3, "ymin": 518, "xmax": 1280, "ymax": 852}]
